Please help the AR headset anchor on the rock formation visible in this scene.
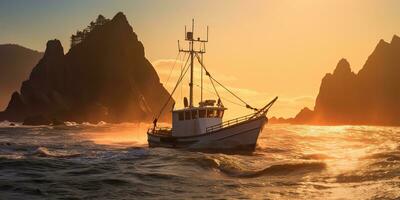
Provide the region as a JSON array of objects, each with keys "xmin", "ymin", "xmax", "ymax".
[
  {"xmin": 290, "ymin": 35, "xmax": 400, "ymax": 126},
  {"xmin": 0, "ymin": 12, "xmax": 173, "ymax": 124},
  {"xmin": 0, "ymin": 44, "xmax": 43, "ymax": 110}
]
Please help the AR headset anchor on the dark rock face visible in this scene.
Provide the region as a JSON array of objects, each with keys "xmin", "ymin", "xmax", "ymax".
[
  {"xmin": 1, "ymin": 12, "xmax": 173, "ymax": 124},
  {"xmin": 292, "ymin": 107, "xmax": 315, "ymax": 124},
  {"xmin": 23, "ymin": 115, "xmax": 51, "ymax": 126},
  {"xmin": 0, "ymin": 44, "xmax": 43, "ymax": 110},
  {"xmin": 292, "ymin": 35, "xmax": 400, "ymax": 125}
]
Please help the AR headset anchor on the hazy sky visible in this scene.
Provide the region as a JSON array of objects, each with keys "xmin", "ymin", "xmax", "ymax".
[{"xmin": 1, "ymin": 0, "xmax": 400, "ymax": 118}]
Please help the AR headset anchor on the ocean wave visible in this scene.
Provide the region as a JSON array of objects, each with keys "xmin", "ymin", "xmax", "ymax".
[
  {"xmin": 336, "ymin": 161, "xmax": 400, "ymax": 183},
  {"xmin": 66, "ymin": 168, "xmax": 105, "ymax": 176},
  {"xmin": 64, "ymin": 121, "xmax": 79, "ymax": 126},
  {"xmin": 335, "ymin": 172, "xmax": 387, "ymax": 183},
  {"xmin": 362, "ymin": 151, "xmax": 400, "ymax": 161},
  {"xmin": 220, "ymin": 162, "xmax": 327, "ymax": 178},
  {"xmin": 300, "ymin": 153, "xmax": 334, "ymax": 160},
  {"xmin": 0, "ymin": 157, "xmax": 69, "ymax": 171},
  {"xmin": 12, "ymin": 186, "xmax": 44, "ymax": 196},
  {"xmin": 101, "ymin": 178, "xmax": 131, "ymax": 186},
  {"xmin": 257, "ymin": 146, "xmax": 290, "ymax": 153},
  {"xmin": 27, "ymin": 147, "xmax": 81, "ymax": 158},
  {"xmin": 0, "ymin": 121, "xmax": 22, "ymax": 127},
  {"xmin": 81, "ymin": 121, "xmax": 107, "ymax": 126},
  {"xmin": 191, "ymin": 155, "xmax": 326, "ymax": 178}
]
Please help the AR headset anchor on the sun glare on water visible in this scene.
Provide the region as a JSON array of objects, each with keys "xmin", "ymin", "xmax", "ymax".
[
  {"xmin": 295, "ymin": 125, "xmax": 378, "ymax": 173},
  {"xmin": 79, "ymin": 123, "xmax": 152, "ymax": 147}
]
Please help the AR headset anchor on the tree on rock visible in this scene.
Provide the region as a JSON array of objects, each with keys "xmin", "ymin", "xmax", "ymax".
[{"xmin": 70, "ymin": 15, "xmax": 110, "ymax": 48}]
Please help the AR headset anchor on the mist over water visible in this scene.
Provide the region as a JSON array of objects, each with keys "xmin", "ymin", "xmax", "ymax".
[{"xmin": 0, "ymin": 123, "xmax": 399, "ymax": 199}]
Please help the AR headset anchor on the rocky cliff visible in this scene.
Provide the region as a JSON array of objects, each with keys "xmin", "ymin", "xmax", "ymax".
[
  {"xmin": 0, "ymin": 12, "xmax": 173, "ymax": 124},
  {"xmin": 0, "ymin": 45, "xmax": 43, "ymax": 111},
  {"xmin": 290, "ymin": 35, "xmax": 400, "ymax": 126}
]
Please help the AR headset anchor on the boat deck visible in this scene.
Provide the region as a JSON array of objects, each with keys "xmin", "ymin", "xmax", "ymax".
[{"xmin": 148, "ymin": 114, "xmax": 266, "ymax": 138}]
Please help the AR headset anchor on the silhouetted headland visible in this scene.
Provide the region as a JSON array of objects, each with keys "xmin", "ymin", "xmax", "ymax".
[
  {"xmin": 0, "ymin": 12, "xmax": 173, "ymax": 125},
  {"xmin": 271, "ymin": 35, "xmax": 400, "ymax": 126},
  {"xmin": 0, "ymin": 44, "xmax": 43, "ymax": 111}
]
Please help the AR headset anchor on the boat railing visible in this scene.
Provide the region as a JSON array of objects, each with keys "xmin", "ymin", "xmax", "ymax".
[
  {"xmin": 148, "ymin": 127, "xmax": 172, "ymax": 135},
  {"xmin": 206, "ymin": 113, "xmax": 256, "ymax": 133},
  {"xmin": 205, "ymin": 97, "xmax": 278, "ymax": 133}
]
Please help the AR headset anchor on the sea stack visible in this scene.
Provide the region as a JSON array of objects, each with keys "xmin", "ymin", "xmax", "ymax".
[
  {"xmin": 0, "ymin": 12, "xmax": 173, "ymax": 124},
  {"xmin": 291, "ymin": 35, "xmax": 400, "ymax": 126}
]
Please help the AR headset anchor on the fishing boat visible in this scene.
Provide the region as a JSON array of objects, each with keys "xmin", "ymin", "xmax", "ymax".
[{"xmin": 147, "ymin": 20, "xmax": 277, "ymax": 151}]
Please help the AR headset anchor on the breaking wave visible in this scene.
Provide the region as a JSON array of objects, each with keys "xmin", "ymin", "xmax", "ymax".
[{"xmin": 27, "ymin": 147, "xmax": 81, "ymax": 158}]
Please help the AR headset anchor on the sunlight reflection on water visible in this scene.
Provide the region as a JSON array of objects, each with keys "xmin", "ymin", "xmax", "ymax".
[
  {"xmin": 79, "ymin": 123, "xmax": 150, "ymax": 147},
  {"xmin": 261, "ymin": 124, "xmax": 400, "ymax": 199},
  {"xmin": 0, "ymin": 123, "xmax": 399, "ymax": 199}
]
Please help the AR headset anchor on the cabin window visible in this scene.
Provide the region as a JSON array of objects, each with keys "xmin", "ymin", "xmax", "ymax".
[
  {"xmin": 206, "ymin": 109, "xmax": 212, "ymax": 118},
  {"xmin": 178, "ymin": 112, "xmax": 184, "ymax": 120},
  {"xmin": 191, "ymin": 110, "xmax": 198, "ymax": 119},
  {"xmin": 185, "ymin": 110, "xmax": 191, "ymax": 120},
  {"xmin": 207, "ymin": 109, "xmax": 217, "ymax": 118},
  {"xmin": 199, "ymin": 109, "xmax": 206, "ymax": 118},
  {"xmin": 213, "ymin": 110, "xmax": 218, "ymax": 118}
]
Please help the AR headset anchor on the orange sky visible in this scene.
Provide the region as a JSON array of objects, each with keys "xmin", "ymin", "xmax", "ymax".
[
  {"xmin": 147, "ymin": 0, "xmax": 400, "ymax": 118},
  {"xmin": 2, "ymin": 0, "xmax": 400, "ymax": 118}
]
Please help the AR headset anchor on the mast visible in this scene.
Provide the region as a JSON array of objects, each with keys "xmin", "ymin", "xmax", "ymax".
[
  {"xmin": 178, "ymin": 19, "xmax": 208, "ymax": 107},
  {"xmin": 189, "ymin": 19, "xmax": 194, "ymax": 107},
  {"xmin": 200, "ymin": 53, "xmax": 203, "ymax": 102}
]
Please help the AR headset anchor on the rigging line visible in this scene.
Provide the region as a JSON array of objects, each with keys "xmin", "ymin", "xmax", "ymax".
[
  {"xmin": 193, "ymin": 83, "xmax": 246, "ymax": 108},
  {"xmin": 194, "ymin": 53, "xmax": 258, "ymax": 111},
  {"xmin": 209, "ymin": 76, "xmax": 222, "ymax": 103},
  {"xmin": 194, "ymin": 53, "xmax": 221, "ymax": 104},
  {"xmin": 164, "ymin": 52, "xmax": 181, "ymax": 88},
  {"xmin": 179, "ymin": 52, "xmax": 187, "ymax": 75},
  {"xmin": 156, "ymin": 54, "xmax": 191, "ymax": 120}
]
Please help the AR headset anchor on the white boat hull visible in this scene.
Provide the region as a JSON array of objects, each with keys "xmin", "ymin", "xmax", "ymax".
[{"xmin": 147, "ymin": 116, "xmax": 267, "ymax": 151}]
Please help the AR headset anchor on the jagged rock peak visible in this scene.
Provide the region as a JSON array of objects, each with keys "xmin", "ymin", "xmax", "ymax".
[
  {"xmin": 333, "ymin": 58, "xmax": 351, "ymax": 75},
  {"xmin": 112, "ymin": 12, "xmax": 129, "ymax": 24},
  {"xmin": 44, "ymin": 39, "xmax": 64, "ymax": 57},
  {"xmin": 5, "ymin": 92, "xmax": 24, "ymax": 112},
  {"xmin": 390, "ymin": 34, "xmax": 400, "ymax": 46},
  {"xmin": 298, "ymin": 107, "xmax": 312, "ymax": 114},
  {"xmin": 375, "ymin": 39, "xmax": 389, "ymax": 51}
]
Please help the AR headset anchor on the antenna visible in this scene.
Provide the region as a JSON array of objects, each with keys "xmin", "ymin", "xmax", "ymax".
[
  {"xmin": 178, "ymin": 19, "xmax": 209, "ymax": 107},
  {"xmin": 207, "ymin": 26, "xmax": 209, "ymax": 42}
]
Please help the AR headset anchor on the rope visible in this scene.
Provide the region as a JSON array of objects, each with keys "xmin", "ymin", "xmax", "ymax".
[
  {"xmin": 164, "ymin": 52, "xmax": 181, "ymax": 87},
  {"xmin": 209, "ymin": 75, "xmax": 222, "ymax": 104},
  {"xmin": 156, "ymin": 54, "xmax": 191, "ymax": 121},
  {"xmin": 194, "ymin": 53, "xmax": 258, "ymax": 111}
]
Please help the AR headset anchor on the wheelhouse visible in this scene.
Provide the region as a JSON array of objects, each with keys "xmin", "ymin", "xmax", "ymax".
[{"xmin": 172, "ymin": 105, "xmax": 226, "ymax": 137}]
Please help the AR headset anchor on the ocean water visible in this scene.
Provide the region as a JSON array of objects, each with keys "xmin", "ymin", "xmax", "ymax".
[{"xmin": 0, "ymin": 122, "xmax": 399, "ymax": 200}]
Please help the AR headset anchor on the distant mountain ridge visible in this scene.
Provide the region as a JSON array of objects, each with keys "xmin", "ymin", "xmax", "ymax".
[
  {"xmin": 0, "ymin": 12, "xmax": 173, "ymax": 124},
  {"xmin": 272, "ymin": 35, "xmax": 400, "ymax": 126},
  {"xmin": 0, "ymin": 44, "xmax": 43, "ymax": 111}
]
